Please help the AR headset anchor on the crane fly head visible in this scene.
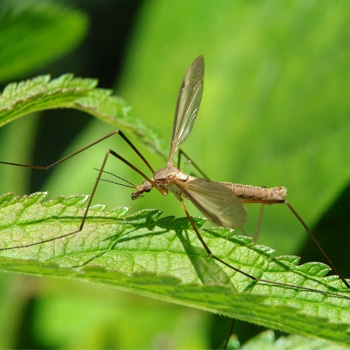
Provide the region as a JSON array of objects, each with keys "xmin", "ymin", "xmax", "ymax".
[{"xmin": 131, "ymin": 181, "xmax": 153, "ymax": 200}]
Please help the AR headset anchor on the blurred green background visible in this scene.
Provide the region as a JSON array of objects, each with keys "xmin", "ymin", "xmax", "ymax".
[{"xmin": 1, "ymin": 0, "xmax": 350, "ymax": 348}]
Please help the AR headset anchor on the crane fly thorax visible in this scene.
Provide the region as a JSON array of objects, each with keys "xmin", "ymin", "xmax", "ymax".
[{"xmin": 153, "ymin": 165, "xmax": 189, "ymax": 196}]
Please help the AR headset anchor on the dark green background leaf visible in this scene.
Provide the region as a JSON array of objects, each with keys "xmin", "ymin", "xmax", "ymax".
[{"xmin": 0, "ymin": 1, "xmax": 88, "ymax": 82}]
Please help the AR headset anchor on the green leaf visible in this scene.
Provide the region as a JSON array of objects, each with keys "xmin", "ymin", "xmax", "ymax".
[
  {"xmin": 0, "ymin": 1, "xmax": 88, "ymax": 82},
  {"xmin": 0, "ymin": 193, "xmax": 349, "ymax": 348},
  {"xmin": 0, "ymin": 74, "xmax": 167, "ymax": 157},
  {"xmin": 0, "ymin": 74, "xmax": 97, "ymax": 124},
  {"xmin": 235, "ymin": 330, "xmax": 348, "ymax": 350}
]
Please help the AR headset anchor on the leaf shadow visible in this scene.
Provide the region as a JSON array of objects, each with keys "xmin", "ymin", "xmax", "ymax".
[{"xmin": 75, "ymin": 211, "xmax": 235, "ymax": 287}]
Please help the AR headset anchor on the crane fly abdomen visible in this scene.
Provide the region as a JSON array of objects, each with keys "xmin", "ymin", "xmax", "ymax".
[{"xmin": 222, "ymin": 183, "xmax": 287, "ymax": 201}]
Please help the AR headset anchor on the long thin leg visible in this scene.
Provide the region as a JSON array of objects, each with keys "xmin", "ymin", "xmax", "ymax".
[
  {"xmin": 285, "ymin": 200, "xmax": 350, "ymax": 289},
  {"xmin": 176, "ymin": 153, "xmax": 350, "ymax": 291},
  {"xmin": 178, "ymin": 149, "xmax": 350, "ymax": 289},
  {"xmin": 0, "ymin": 131, "xmax": 162, "ymax": 250},
  {"xmin": 176, "ymin": 154, "xmax": 240, "ymax": 349},
  {"xmin": 0, "ymin": 145, "xmax": 166, "ymax": 251},
  {"xmin": 241, "ymin": 198, "xmax": 350, "ymax": 289},
  {"xmin": 225, "ymin": 204, "xmax": 261, "ymax": 350},
  {"xmin": 178, "ymin": 198, "xmax": 348, "ymax": 298},
  {"xmin": 176, "ymin": 154, "xmax": 239, "ymax": 349},
  {"xmin": 253, "ymin": 204, "xmax": 265, "ymax": 243},
  {"xmin": 0, "ymin": 130, "xmax": 155, "ymax": 174},
  {"xmin": 176, "ymin": 151, "xmax": 350, "ymax": 291},
  {"xmin": 177, "ymin": 149, "xmax": 210, "ymax": 179}
]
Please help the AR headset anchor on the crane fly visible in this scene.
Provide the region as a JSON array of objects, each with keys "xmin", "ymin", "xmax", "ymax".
[
  {"xmin": 0, "ymin": 56, "xmax": 349, "ymax": 297},
  {"xmin": 1, "ymin": 55, "xmax": 349, "ymax": 349}
]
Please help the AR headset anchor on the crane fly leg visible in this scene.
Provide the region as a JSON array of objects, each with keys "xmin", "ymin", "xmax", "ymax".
[{"xmin": 0, "ymin": 130, "xmax": 158, "ymax": 250}]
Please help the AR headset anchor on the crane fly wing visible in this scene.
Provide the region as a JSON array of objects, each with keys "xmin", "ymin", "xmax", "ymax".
[
  {"xmin": 178, "ymin": 177, "xmax": 247, "ymax": 228},
  {"xmin": 167, "ymin": 57, "xmax": 246, "ymax": 227},
  {"xmin": 168, "ymin": 55, "xmax": 204, "ymax": 162}
]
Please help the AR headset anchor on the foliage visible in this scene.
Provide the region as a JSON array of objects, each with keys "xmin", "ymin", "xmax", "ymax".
[
  {"xmin": 0, "ymin": 1, "xmax": 87, "ymax": 82},
  {"xmin": 0, "ymin": 192, "xmax": 349, "ymax": 348},
  {"xmin": 1, "ymin": 1, "xmax": 350, "ymax": 349}
]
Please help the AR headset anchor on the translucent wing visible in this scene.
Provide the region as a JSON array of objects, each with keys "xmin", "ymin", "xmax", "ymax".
[
  {"xmin": 168, "ymin": 56, "xmax": 204, "ymax": 162},
  {"xmin": 177, "ymin": 177, "xmax": 247, "ymax": 228}
]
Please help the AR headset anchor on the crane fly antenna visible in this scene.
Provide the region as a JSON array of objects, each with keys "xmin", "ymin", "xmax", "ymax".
[{"xmin": 94, "ymin": 168, "xmax": 137, "ymax": 188}]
